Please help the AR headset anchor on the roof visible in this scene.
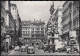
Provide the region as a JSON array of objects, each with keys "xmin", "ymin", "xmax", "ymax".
[{"xmin": 22, "ymin": 20, "xmax": 45, "ymax": 26}]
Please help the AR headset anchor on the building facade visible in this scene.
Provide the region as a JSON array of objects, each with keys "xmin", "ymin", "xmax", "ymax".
[
  {"xmin": 10, "ymin": 3, "xmax": 22, "ymax": 42},
  {"xmin": 54, "ymin": 6, "xmax": 63, "ymax": 38},
  {"xmin": 21, "ymin": 20, "xmax": 45, "ymax": 45},
  {"xmin": 1, "ymin": 1, "xmax": 7, "ymax": 52},
  {"xmin": 1, "ymin": 1, "xmax": 6, "ymax": 38},
  {"xmin": 62, "ymin": 1, "xmax": 79, "ymax": 50},
  {"xmin": 1, "ymin": 1, "xmax": 16, "ymax": 52},
  {"xmin": 62, "ymin": 1, "xmax": 72, "ymax": 41},
  {"xmin": 52, "ymin": 6, "xmax": 63, "ymax": 50},
  {"xmin": 1, "ymin": 1, "xmax": 21, "ymax": 52},
  {"xmin": 5, "ymin": 2, "xmax": 16, "ymax": 47}
]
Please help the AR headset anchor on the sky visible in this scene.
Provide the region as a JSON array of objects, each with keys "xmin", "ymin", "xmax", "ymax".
[{"xmin": 11, "ymin": 1, "xmax": 65, "ymax": 24}]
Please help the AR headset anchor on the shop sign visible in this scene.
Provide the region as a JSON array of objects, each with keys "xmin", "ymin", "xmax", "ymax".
[{"xmin": 69, "ymin": 31, "xmax": 76, "ymax": 38}]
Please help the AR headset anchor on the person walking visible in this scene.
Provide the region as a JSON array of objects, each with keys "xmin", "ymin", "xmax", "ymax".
[{"xmin": 5, "ymin": 42, "xmax": 8, "ymax": 53}]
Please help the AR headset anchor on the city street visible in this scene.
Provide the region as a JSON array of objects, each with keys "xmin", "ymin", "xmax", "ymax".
[
  {"xmin": 1, "ymin": 1, "xmax": 80, "ymax": 56},
  {"xmin": 8, "ymin": 47, "xmax": 79, "ymax": 55}
]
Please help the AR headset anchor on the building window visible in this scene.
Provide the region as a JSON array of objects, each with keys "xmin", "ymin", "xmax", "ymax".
[
  {"xmin": 41, "ymin": 31, "xmax": 44, "ymax": 34},
  {"xmin": 28, "ymin": 31, "xmax": 29, "ymax": 34},
  {"xmin": 23, "ymin": 31, "xmax": 25, "ymax": 34},
  {"xmin": 32, "ymin": 28, "xmax": 34, "ymax": 30},
  {"xmin": 41, "ymin": 28, "xmax": 44, "ymax": 30},
  {"xmin": 32, "ymin": 31, "xmax": 34, "ymax": 33},
  {"xmin": 36, "ymin": 28, "xmax": 40, "ymax": 30},
  {"xmin": 22, "ymin": 28, "xmax": 26, "ymax": 30},
  {"xmin": 26, "ymin": 28, "xmax": 27, "ymax": 30},
  {"xmin": 26, "ymin": 31, "xmax": 27, "ymax": 34},
  {"xmin": 35, "ymin": 31, "xmax": 39, "ymax": 34}
]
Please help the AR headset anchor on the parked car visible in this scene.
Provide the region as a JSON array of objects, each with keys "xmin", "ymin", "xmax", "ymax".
[
  {"xmin": 67, "ymin": 47, "xmax": 78, "ymax": 53},
  {"xmin": 21, "ymin": 45, "xmax": 26, "ymax": 52},
  {"xmin": 25, "ymin": 44, "xmax": 28, "ymax": 48},
  {"xmin": 27, "ymin": 46, "xmax": 35, "ymax": 54},
  {"xmin": 14, "ymin": 45, "xmax": 20, "ymax": 51},
  {"xmin": 57, "ymin": 47, "xmax": 67, "ymax": 52},
  {"xmin": 38, "ymin": 43, "xmax": 43, "ymax": 49},
  {"xmin": 48, "ymin": 44, "xmax": 55, "ymax": 53},
  {"xmin": 66, "ymin": 46, "xmax": 71, "ymax": 53},
  {"xmin": 43, "ymin": 44, "xmax": 50, "ymax": 52},
  {"xmin": 36, "ymin": 42, "xmax": 39, "ymax": 45}
]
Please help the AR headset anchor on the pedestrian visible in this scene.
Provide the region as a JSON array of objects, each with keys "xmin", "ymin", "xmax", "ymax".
[
  {"xmin": 5, "ymin": 42, "xmax": 8, "ymax": 53},
  {"xmin": 12, "ymin": 45, "xmax": 14, "ymax": 49}
]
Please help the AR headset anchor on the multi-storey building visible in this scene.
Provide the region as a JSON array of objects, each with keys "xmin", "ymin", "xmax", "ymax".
[
  {"xmin": 62, "ymin": 1, "xmax": 72, "ymax": 41},
  {"xmin": 72, "ymin": 1, "xmax": 79, "ymax": 50},
  {"xmin": 72, "ymin": 1, "xmax": 79, "ymax": 43},
  {"xmin": 1, "ymin": 1, "xmax": 7, "ymax": 52},
  {"xmin": 10, "ymin": 3, "xmax": 21, "ymax": 41},
  {"xmin": 1, "ymin": 1, "xmax": 6, "ymax": 38},
  {"xmin": 21, "ymin": 19, "xmax": 45, "ymax": 45},
  {"xmin": 1, "ymin": 1, "xmax": 16, "ymax": 52},
  {"xmin": 54, "ymin": 6, "xmax": 63, "ymax": 39},
  {"xmin": 52, "ymin": 6, "xmax": 63, "ymax": 50},
  {"xmin": 1, "ymin": 1, "xmax": 21, "ymax": 52},
  {"xmin": 62, "ymin": 1, "xmax": 79, "ymax": 50},
  {"xmin": 5, "ymin": 2, "xmax": 16, "ymax": 47},
  {"xmin": 22, "ymin": 21, "xmax": 31, "ymax": 38}
]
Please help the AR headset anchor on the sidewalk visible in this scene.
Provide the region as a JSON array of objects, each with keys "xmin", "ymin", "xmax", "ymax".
[{"xmin": 1, "ymin": 49, "xmax": 13, "ymax": 55}]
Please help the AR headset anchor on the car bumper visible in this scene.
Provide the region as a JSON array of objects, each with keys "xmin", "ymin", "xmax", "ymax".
[
  {"xmin": 14, "ymin": 49, "xmax": 20, "ymax": 51},
  {"xmin": 27, "ymin": 51, "xmax": 35, "ymax": 54},
  {"xmin": 21, "ymin": 49, "xmax": 26, "ymax": 52}
]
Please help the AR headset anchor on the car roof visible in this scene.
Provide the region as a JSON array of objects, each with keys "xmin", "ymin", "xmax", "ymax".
[{"xmin": 28, "ymin": 46, "xmax": 33, "ymax": 48}]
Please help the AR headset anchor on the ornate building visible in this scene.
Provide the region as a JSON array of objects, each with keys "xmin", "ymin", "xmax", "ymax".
[
  {"xmin": 21, "ymin": 19, "xmax": 45, "ymax": 45},
  {"xmin": 10, "ymin": 3, "xmax": 22, "ymax": 42}
]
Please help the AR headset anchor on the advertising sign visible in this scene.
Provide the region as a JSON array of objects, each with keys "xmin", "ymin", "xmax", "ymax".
[{"xmin": 69, "ymin": 31, "xmax": 76, "ymax": 38}]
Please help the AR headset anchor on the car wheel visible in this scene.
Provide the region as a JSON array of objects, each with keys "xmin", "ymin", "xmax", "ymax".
[{"xmin": 74, "ymin": 50, "xmax": 78, "ymax": 53}]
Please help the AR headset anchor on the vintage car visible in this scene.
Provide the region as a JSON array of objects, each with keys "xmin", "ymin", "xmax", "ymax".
[
  {"xmin": 21, "ymin": 45, "xmax": 26, "ymax": 52},
  {"xmin": 14, "ymin": 45, "xmax": 20, "ymax": 51},
  {"xmin": 27, "ymin": 46, "xmax": 35, "ymax": 54}
]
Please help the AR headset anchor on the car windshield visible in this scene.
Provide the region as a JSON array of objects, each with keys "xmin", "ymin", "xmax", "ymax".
[
  {"xmin": 15, "ymin": 46, "xmax": 19, "ymax": 47},
  {"xmin": 28, "ymin": 46, "xmax": 33, "ymax": 49},
  {"xmin": 25, "ymin": 45, "xmax": 28, "ymax": 46},
  {"xmin": 22, "ymin": 46, "xmax": 25, "ymax": 48}
]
